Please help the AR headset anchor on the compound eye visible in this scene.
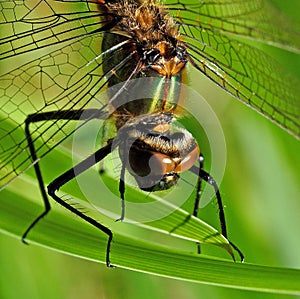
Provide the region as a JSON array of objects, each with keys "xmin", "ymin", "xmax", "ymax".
[
  {"xmin": 128, "ymin": 145, "xmax": 199, "ymax": 178},
  {"xmin": 174, "ymin": 145, "xmax": 199, "ymax": 173},
  {"xmin": 128, "ymin": 148, "xmax": 176, "ymax": 177},
  {"xmin": 148, "ymin": 152, "xmax": 176, "ymax": 175},
  {"xmin": 144, "ymin": 48, "xmax": 161, "ymax": 64}
]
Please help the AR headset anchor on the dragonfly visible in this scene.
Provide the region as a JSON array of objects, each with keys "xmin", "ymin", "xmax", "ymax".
[{"xmin": 0, "ymin": 0, "xmax": 299, "ymax": 266}]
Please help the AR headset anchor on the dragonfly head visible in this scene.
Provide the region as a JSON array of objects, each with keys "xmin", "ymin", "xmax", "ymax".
[{"xmin": 118, "ymin": 112, "xmax": 199, "ymax": 192}]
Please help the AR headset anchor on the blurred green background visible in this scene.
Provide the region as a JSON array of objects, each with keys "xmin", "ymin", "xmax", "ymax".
[{"xmin": 0, "ymin": 0, "xmax": 300, "ymax": 298}]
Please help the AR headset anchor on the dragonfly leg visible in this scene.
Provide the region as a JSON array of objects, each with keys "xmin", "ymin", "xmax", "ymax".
[
  {"xmin": 193, "ymin": 154, "xmax": 204, "ymax": 218},
  {"xmin": 22, "ymin": 109, "xmax": 106, "ymax": 240},
  {"xmin": 195, "ymin": 164, "xmax": 245, "ymax": 262},
  {"xmin": 47, "ymin": 142, "xmax": 115, "ymax": 267},
  {"xmin": 116, "ymin": 161, "xmax": 126, "ymax": 222},
  {"xmin": 187, "ymin": 159, "xmax": 245, "ymax": 261},
  {"xmin": 192, "ymin": 154, "xmax": 204, "ymax": 254},
  {"xmin": 115, "ymin": 141, "xmax": 129, "ymax": 222}
]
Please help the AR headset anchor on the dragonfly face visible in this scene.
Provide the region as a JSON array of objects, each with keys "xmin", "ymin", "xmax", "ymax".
[{"xmin": 117, "ymin": 112, "xmax": 199, "ymax": 191}]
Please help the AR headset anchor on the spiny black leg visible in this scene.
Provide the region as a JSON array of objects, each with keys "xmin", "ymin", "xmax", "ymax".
[
  {"xmin": 116, "ymin": 143, "xmax": 127, "ymax": 222},
  {"xmin": 193, "ymin": 155, "xmax": 204, "ymax": 254},
  {"xmin": 23, "ymin": 117, "xmax": 51, "ymax": 242},
  {"xmin": 22, "ymin": 109, "xmax": 106, "ymax": 242},
  {"xmin": 228, "ymin": 240, "xmax": 244, "ymax": 262},
  {"xmin": 189, "ymin": 163, "xmax": 228, "ymax": 238},
  {"xmin": 198, "ymin": 168, "xmax": 227, "ymax": 239},
  {"xmin": 117, "ymin": 165, "xmax": 126, "ymax": 222},
  {"xmin": 47, "ymin": 186, "xmax": 114, "ymax": 267},
  {"xmin": 47, "ymin": 142, "xmax": 115, "ymax": 267},
  {"xmin": 193, "ymin": 155, "xmax": 204, "ymax": 217},
  {"xmin": 189, "ymin": 163, "xmax": 244, "ymax": 262},
  {"xmin": 197, "ymin": 167, "xmax": 244, "ymax": 262}
]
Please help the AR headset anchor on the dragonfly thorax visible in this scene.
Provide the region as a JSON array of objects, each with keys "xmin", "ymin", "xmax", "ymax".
[{"xmin": 102, "ymin": 0, "xmax": 186, "ymax": 78}]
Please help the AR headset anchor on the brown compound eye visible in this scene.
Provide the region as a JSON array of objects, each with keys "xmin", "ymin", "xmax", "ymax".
[
  {"xmin": 128, "ymin": 144, "xmax": 200, "ymax": 178},
  {"xmin": 128, "ymin": 148, "xmax": 176, "ymax": 177},
  {"xmin": 148, "ymin": 152, "xmax": 176, "ymax": 175},
  {"xmin": 174, "ymin": 145, "xmax": 199, "ymax": 173}
]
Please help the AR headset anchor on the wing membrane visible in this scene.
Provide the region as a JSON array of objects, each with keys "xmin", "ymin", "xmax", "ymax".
[
  {"xmin": 165, "ymin": 0, "xmax": 300, "ymax": 137},
  {"xmin": 166, "ymin": 0, "xmax": 300, "ymax": 52},
  {"xmin": 182, "ymin": 28, "xmax": 300, "ymax": 136},
  {"xmin": 0, "ymin": 0, "xmax": 104, "ymax": 59},
  {"xmin": 0, "ymin": 34, "xmax": 119, "ymax": 187}
]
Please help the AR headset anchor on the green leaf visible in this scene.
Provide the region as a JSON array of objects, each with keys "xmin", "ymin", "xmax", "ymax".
[{"xmin": 1, "ymin": 170, "xmax": 300, "ymax": 295}]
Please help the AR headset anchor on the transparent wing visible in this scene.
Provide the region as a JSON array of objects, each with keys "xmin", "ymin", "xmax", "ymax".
[
  {"xmin": 0, "ymin": 0, "xmax": 104, "ymax": 59},
  {"xmin": 0, "ymin": 34, "xmax": 114, "ymax": 187},
  {"xmin": 166, "ymin": 0, "xmax": 300, "ymax": 138},
  {"xmin": 0, "ymin": 0, "xmax": 142, "ymax": 189},
  {"xmin": 166, "ymin": 0, "xmax": 300, "ymax": 52}
]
